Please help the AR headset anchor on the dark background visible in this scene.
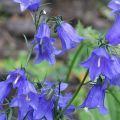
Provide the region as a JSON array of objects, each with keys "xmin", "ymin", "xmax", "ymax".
[{"xmin": 0, "ymin": 0, "xmax": 111, "ymax": 59}]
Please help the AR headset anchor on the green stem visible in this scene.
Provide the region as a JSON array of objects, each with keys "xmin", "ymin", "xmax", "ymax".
[
  {"xmin": 109, "ymin": 89, "xmax": 120, "ymax": 105},
  {"xmin": 24, "ymin": 45, "xmax": 34, "ymax": 69},
  {"xmin": 8, "ymin": 108, "xmax": 13, "ymax": 120},
  {"xmin": 65, "ymin": 45, "xmax": 83, "ymax": 82},
  {"xmin": 57, "ymin": 69, "xmax": 89, "ymax": 119},
  {"xmin": 36, "ymin": 11, "xmax": 43, "ymax": 30},
  {"xmin": 34, "ymin": 12, "xmax": 37, "ymax": 30}
]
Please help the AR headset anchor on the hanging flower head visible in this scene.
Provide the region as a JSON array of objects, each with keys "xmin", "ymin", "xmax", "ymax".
[
  {"xmin": 6, "ymin": 68, "xmax": 27, "ymax": 88},
  {"xmin": 0, "ymin": 112, "xmax": 7, "ymax": 120},
  {"xmin": 14, "ymin": 0, "xmax": 41, "ymax": 12},
  {"xmin": 108, "ymin": 0, "xmax": 120, "ymax": 14},
  {"xmin": 0, "ymin": 82, "xmax": 11, "ymax": 107},
  {"xmin": 80, "ymin": 81, "xmax": 108, "ymax": 114},
  {"xmin": 80, "ymin": 48, "xmax": 114, "ymax": 80},
  {"xmin": 10, "ymin": 92, "xmax": 39, "ymax": 120},
  {"xmin": 56, "ymin": 21, "xmax": 85, "ymax": 51},
  {"xmin": 106, "ymin": 14, "xmax": 120, "ymax": 46},
  {"xmin": 33, "ymin": 23, "xmax": 60, "ymax": 64}
]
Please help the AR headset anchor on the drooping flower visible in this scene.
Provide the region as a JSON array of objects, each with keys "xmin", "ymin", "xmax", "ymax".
[
  {"xmin": 42, "ymin": 81, "xmax": 68, "ymax": 94},
  {"xmin": 6, "ymin": 68, "xmax": 27, "ymax": 88},
  {"xmin": 80, "ymin": 48, "xmax": 114, "ymax": 80},
  {"xmin": 17, "ymin": 80, "xmax": 37, "ymax": 95},
  {"xmin": 108, "ymin": 0, "xmax": 120, "ymax": 14},
  {"xmin": 56, "ymin": 21, "xmax": 85, "ymax": 51},
  {"xmin": 0, "ymin": 112, "xmax": 7, "ymax": 120},
  {"xmin": 39, "ymin": 81, "xmax": 75, "ymax": 119},
  {"xmin": 33, "ymin": 95, "xmax": 54, "ymax": 120},
  {"xmin": 33, "ymin": 23, "xmax": 60, "ymax": 64},
  {"xmin": 111, "ymin": 55, "xmax": 120, "ymax": 75},
  {"xmin": 105, "ymin": 55, "xmax": 120, "ymax": 86},
  {"xmin": 58, "ymin": 93, "xmax": 75, "ymax": 118},
  {"xmin": 10, "ymin": 92, "xmax": 39, "ymax": 120},
  {"xmin": 34, "ymin": 37, "xmax": 60, "ymax": 64},
  {"xmin": 14, "ymin": 0, "xmax": 41, "ymax": 12},
  {"xmin": 106, "ymin": 14, "xmax": 120, "ymax": 45},
  {"xmin": 35, "ymin": 23, "xmax": 50, "ymax": 39},
  {"xmin": 80, "ymin": 82, "xmax": 107, "ymax": 114},
  {"xmin": 0, "ymin": 81, "xmax": 11, "ymax": 106}
]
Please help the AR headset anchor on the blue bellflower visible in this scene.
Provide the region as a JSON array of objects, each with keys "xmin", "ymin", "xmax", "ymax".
[
  {"xmin": 33, "ymin": 23, "xmax": 60, "ymax": 64},
  {"xmin": 0, "ymin": 112, "xmax": 7, "ymax": 120},
  {"xmin": 105, "ymin": 55, "xmax": 120, "ymax": 86},
  {"xmin": 14, "ymin": 0, "xmax": 41, "ymax": 12},
  {"xmin": 80, "ymin": 48, "xmax": 114, "ymax": 80},
  {"xmin": 111, "ymin": 55, "xmax": 120, "ymax": 75},
  {"xmin": 58, "ymin": 93, "xmax": 75, "ymax": 118},
  {"xmin": 10, "ymin": 92, "xmax": 39, "ymax": 120},
  {"xmin": 0, "ymin": 81, "xmax": 11, "ymax": 106},
  {"xmin": 34, "ymin": 37, "xmax": 59, "ymax": 64},
  {"xmin": 42, "ymin": 81, "xmax": 68, "ymax": 94},
  {"xmin": 33, "ymin": 95, "xmax": 54, "ymax": 120},
  {"xmin": 6, "ymin": 68, "xmax": 27, "ymax": 88},
  {"xmin": 35, "ymin": 23, "xmax": 50, "ymax": 39},
  {"xmin": 108, "ymin": 0, "xmax": 120, "ymax": 14},
  {"xmin": 17, "ymin": 80, "xmax": 37, "ymax": 95},
  {"xmin": 40, "ymin": 81, "xmax": 75, "ymax": 119},
  {"xmin": 80, "ymin": 82, "xmax": 107, "ymax": 114},
  {"xmin": 106, "ymin": 14, "xmax": 120, "ymax": 45},
  {"xmin": 57, "ymin": 21, "xmax": 85, "ymax": 51}
]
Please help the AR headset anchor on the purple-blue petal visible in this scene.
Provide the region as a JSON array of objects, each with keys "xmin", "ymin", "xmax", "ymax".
[
  {"xmin": 57, "ymin": 21, "xmax": 85, "ymax": 51},
  {"xmin": 106, "ymin": 14, "xmax": 120, "ymax": 45}
]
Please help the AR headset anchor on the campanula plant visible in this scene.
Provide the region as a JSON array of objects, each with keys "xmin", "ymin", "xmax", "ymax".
[
  {"xmin": 1, "ymin": 0, "xmax": 120, "ymax": 120},
  {"xmin": 14, "ymin": 0, "xmax": 41, "ymax": 12},
  {"xmin": 80, "ymin": 79, "xmax": 108, "ymax": 114},
  {"xmin": 108, "ymin": 0, "xmax": 120, "ymax": 14},
  {"xmin": 56, "ymin": 20, "xmax": 85, "ymax": 51}
]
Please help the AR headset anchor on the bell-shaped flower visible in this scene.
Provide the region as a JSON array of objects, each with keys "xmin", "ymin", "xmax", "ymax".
[
  {"xmin": 0, "ymin": 112, "xmax": 7, "ymax": 120},
  {"xmin": 0, "ymin": 81, "xmax": 11, "ymax": 106},
  {"xmin": 80, "ymin": 48, "xmax": 114, "ymax": 80},
  {"xmin": 58, "ymin": 93, "xmax": 75, "ymax": 118},
  {"xmin": 33, "ymin": 23, "xmax": 60, "ymax": 64},
  {"xmin": 42, "ymin": 81, "xmax": 68, "ymax": 94},
  {"xmin": 17, "ymin": 80, "xmax": 37, "ymax": 95},
  {"xmin": 108, "ymin": 0, "xmax": 120, "ymax": 14},
  {"xmin": 106, "ymin": 14, "xmax": 120, "ymax": 45},
  {"xmin": 57, "ymin": 21, "xmax": 85, "ymax": 51},
  {"xmin": 32, "ymin": 22, "xmax": 51, "ymax": 45},
  {"xmin": 6, "ymin": 68, "xmax": 28, "ymax": 88},
  {"xmin": 34, "ymin": 37, "xmax": 60, "ymax": 64},
  {"xmin": 14, "ymin": 0, "xmax": 41, "ymax": 12},
  {"xmin": 35, "ymin": 22, "xmax": 51, "ymax": 39},
  {"xmin": 10, "ymin": 92, "xmax": 39, "ymax": 120},
  {"xmin": 33, "ymin": 95, "xmax": 54, "ymax": 120},
  {"xmin": 105, "ymin": 55, "xmax": 120, "ymax": 86},
  {"xmin": 80, "ymin": 82, "xmax": 107, "ymax": 114}
]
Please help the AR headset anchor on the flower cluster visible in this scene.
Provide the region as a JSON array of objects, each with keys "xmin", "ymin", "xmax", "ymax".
[
  {"xmin": 14, "ymin": 0, "xmax": 85, "ymax": 65},
  {"xmin": 1, "ymin": 0, "xmax": 120, "ymax": 119},
  {"xmin": 0, "ymin": 68, "xmax": 75, "ymax": 120},
  {"xmin": 79, "ymin": 0, "xmax": 120, "ymax": 114},
  {"xmin": 32, "ymin": 20, "xmax": 85, "ymax": 64}
]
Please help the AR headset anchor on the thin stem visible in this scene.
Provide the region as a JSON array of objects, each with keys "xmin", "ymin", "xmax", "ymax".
[
  {"xmin": 108, "ymin": 89, "xmax": 120, "ymax": 105},
  {"xmin": 34, "ymin": 12, "xmax": 37, "ymax": 30},
  {"xmin": 36, "ymin": 11, "xmax": 43, "ymax": 29},
  {"xmin": 24, "ymin": 45, "xmax": 34, "ymax": 69},
  {"xmin": 8, "ymin": 108, "xmax": 13, "ymax": 120},
  {"xmin": 65, "ymin": 45, "xmax": 84, "ymax": 82},
  {"xmin": 57, "ymin": 69, "xmax": 89, "ymax": 119}
]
